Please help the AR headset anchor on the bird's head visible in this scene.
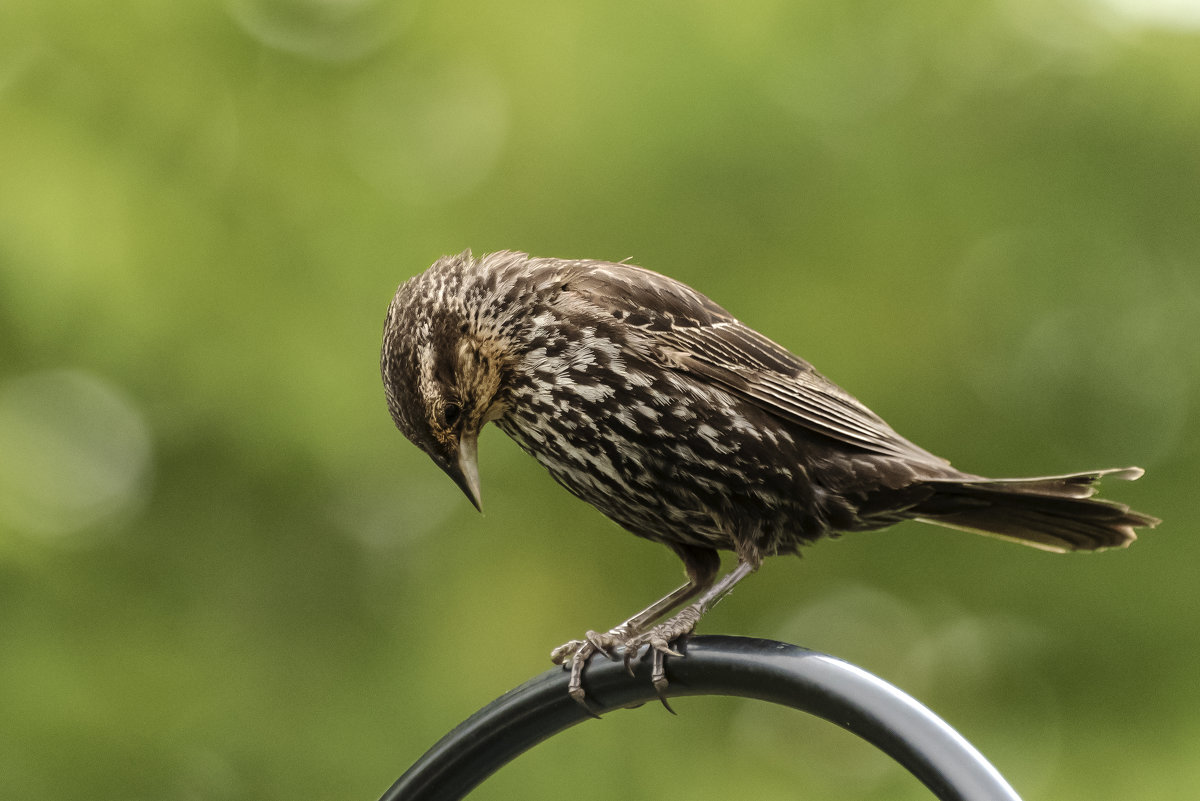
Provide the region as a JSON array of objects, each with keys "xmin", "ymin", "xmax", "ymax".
[{"xmin": 380, "ymin": 252, "xmax": 511, "ymax": 512}]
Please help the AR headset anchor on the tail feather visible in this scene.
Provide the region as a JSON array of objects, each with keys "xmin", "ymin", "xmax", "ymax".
[{"xmin": 914, "ymin": 467, "xmax": 1159, "ymax": 553}]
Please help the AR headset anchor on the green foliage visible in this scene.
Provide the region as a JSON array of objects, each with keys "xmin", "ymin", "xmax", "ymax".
[{"xmin": 1, "ymin": 1, "xmax": 1196, "ymax": 799}]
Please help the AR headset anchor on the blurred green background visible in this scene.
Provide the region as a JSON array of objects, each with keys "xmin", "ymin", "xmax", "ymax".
[{"xmin": 1, "ymin": 0, "xmax": 1197, "ymax": 799}]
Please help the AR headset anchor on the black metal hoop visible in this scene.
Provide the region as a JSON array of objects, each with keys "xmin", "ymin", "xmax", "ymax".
[{"xmin": 380, "ymin": 635, "xmax": 1022, "ymax": 801}]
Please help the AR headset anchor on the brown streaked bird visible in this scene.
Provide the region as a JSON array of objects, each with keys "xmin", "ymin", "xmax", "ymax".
[{"xmin": 381, "ymin": 249, "xmax": 1159, "ymax": 704}]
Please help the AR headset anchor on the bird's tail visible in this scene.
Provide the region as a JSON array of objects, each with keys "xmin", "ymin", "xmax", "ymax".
[{"xmin": 912, "ymin": 467, "xmax": 1159, "ymax": 552}]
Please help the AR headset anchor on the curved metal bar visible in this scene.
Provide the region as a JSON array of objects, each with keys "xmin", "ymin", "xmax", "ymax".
[{"xmin": 379, "ymin": 635, "xmax": 1022, "ymax": 801}]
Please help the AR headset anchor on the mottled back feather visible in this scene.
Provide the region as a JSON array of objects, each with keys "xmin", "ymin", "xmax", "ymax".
[{"xmin": 560, "ymin": 258, "xmax": 949, "ymax": 466}]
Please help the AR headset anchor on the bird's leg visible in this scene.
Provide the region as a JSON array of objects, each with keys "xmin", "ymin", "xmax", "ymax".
[
  {"xmin": 551, "ymin": 580, "xmax": 709, "ymax": 706},
  {"xmin": 551, "ymin": 544, "xmax": 721, "ymax": 708},
  {"xmin": 626, "ymin": 559, "xmax": 757, "ymax": 697},
  {"xmin": 550, "ymin": 580, "xmax": 703, "ymax": 660}
]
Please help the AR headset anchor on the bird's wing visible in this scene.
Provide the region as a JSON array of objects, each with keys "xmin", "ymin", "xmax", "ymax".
[
  {"xmin": 565, "ymin": 259, "xmax": 948, "ymax": 465},
  {"xmin": 663, "ymin": 326, "xmax": 947, "ymax": 464}
]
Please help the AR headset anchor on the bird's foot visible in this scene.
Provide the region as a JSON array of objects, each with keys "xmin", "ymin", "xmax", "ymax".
[
  {"xmin": 550, "ymin": 626, "xmax": 637, "ymax": 712},
  {"xmin": 621, "ymin": 605, "xmax": 702, "ymax": 706},
  {"xmin": 551, "ymin": 606, "xmax": 702, "ymax": 713}
]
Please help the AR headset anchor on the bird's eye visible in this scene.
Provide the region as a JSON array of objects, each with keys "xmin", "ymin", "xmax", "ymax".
[{"xmin": 442, "ymin": 402, "xmax": 462, "ymax": 429}]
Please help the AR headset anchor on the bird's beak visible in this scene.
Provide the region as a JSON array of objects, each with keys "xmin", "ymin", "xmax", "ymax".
[{"xmin": 447, "ymin": 433, "xmax": 483, "ymax": 512}]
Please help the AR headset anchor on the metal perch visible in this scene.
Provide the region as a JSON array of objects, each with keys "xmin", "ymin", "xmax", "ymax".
[{"xmin": 379, "ymin": 635, "xmax": 1022, "ymax": 801}]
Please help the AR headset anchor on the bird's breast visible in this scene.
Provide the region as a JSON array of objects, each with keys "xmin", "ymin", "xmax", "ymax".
[{"xmin": 494, "ymin": 348, "xmax": 839, "ymax": 552}]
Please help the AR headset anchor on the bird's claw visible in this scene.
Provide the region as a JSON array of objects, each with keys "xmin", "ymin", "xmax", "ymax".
[
  {"xmin": 549, "ymin": 639, "xmax": 585, "ymax": 666},
  {"xmin": 550, "ymin": 629, "xmax": 626, "ymax": 666},
  {"xmin": 552, "ymin": 605, "xmax": 703, "ymax": 712},
  {"xmin": 567, "ymin": 643, "xmax": 602, "ymax": 716},
  {"xmin": 620, "ymin": 607, "xmax": 700, "ymax": 711},
  {"xmin": 552, "ymin": 627, "xmax": 636, "ymax": 716}
]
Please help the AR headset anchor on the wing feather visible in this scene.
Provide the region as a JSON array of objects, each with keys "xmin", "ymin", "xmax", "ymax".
[{"xmin": 559, "ymin": 258, "xmax": 948, "ymax": 465}]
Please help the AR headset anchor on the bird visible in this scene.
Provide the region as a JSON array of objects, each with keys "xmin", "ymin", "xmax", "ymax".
[{"xmin": 380, "ymin": 249, "xmax": 1159, "ymax": 705}]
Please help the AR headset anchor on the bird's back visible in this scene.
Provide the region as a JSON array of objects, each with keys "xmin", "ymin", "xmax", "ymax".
[{"xmin": 473, "ymin": 253, "xmax": 959, "ymax": 559}]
